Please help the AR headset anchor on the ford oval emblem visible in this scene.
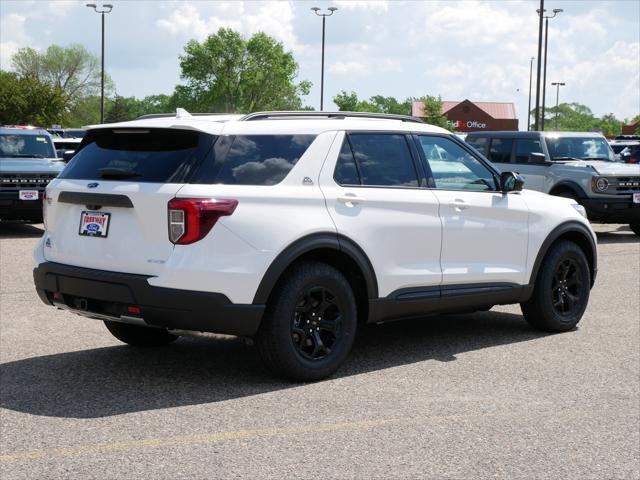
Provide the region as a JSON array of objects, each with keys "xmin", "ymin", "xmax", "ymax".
[{"xmin": 87, "ymin": 182, "xmax": 99, "ymax": 189}]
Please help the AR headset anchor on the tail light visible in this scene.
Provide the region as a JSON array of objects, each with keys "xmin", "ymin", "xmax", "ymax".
[
  {"xmin": 168, "ymin": 198, "xmax": 238, "ymax": 245},
  {"xmin": 42, "ymin": 191, "xmax": 49, "ymax": 229}
]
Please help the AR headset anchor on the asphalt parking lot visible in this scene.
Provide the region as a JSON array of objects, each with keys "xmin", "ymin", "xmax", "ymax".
[{"xmin": 0, "ymin": 222, "xmax": 638, "ymax": 479}]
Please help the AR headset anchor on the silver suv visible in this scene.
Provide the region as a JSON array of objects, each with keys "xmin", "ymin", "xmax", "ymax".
[
  {"xmin": 0, "ymin": 127, "xmax": 65, "ymax": 222},
  {"xmin": 466, "ymin": 131, "xmax": 640, "ymax": 236}
]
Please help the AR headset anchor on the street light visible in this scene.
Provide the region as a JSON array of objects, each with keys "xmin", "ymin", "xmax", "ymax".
[
  {"xmin": 551, "ymin": 82, "xmax": 565, "ymax": 130},
  {"xmin": 86, "ymin": 3, "xmax": 113, "ymax": 124},
  {"xmin": 311, "ymin": 6, "xmax": 338, "ymax": 111},
  {"xmin": 537, "ymin": 7, "xmax": 563, "ymax": 131},
  {"xmin": 533, "ymin": 0, "xmax": 544, "ymax": 131},
  {"xmin": 527, "ymin": 56, "xmax": 534, "ymax": 131}
]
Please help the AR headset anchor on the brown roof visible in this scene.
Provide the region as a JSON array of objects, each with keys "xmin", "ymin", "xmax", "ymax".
[{"xmin": 412, "ymin": 100, "xmax": 517, "ymax": 120}]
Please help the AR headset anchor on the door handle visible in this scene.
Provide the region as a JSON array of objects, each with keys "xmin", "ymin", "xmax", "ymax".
[
  {"xmin": 449, "ymin": 199, "xmax": 469, "ymax": 212},
  {"xmin": 338, "ymin": 194, "xmax": 365, "ymax": 207}
]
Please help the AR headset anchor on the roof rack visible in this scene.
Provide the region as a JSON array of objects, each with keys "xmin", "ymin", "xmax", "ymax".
[
  {"xmin": 135, "ymin": 112, "xmax": 233, "ymax": 120},
  {"xmin": 239, "ymin": 111, "xmax": 424, "ymax": 124}
]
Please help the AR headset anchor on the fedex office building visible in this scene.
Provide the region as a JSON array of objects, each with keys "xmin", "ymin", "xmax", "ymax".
[{"xmin": 412, "ymin": 99, "xmax": 519, "ymax": 132}]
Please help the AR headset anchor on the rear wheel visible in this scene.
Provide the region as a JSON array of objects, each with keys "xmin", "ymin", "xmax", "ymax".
[
  {"xmin": 256, "ymin": 261, "xmax": 357, "ymax": 381},
  {"xmin": 630, "ymin": 223, "xmax": 640, "ymax": 236},
  {"xmin": 521, "ymin": 240, "xmax": 590, "ymax": 332},
  {"xmin": 104, "ymin": 321, "xmax": 179, "ymax": 347}
]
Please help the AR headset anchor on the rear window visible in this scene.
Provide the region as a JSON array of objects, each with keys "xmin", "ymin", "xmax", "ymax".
[
  {"xmin": 0, "ymin": 133, "xmax": 56, "ymax": 159},
  {"xmin": 192, "ymin": 135, "xmax": 316, "ymax": 186},
  {"xmin": 59, "ymin": 129, "xmax": 215, "ymax": 183}
]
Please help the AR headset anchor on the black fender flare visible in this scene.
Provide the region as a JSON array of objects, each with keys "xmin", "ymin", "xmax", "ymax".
[
  {"xmin": 252, "ymin": 232, "xmax": 378, "ymax": 304},
  {"xmin": 527, "ymin": 221, "xmax": 597, "ymax": 293},
  {"xmin": 549, "ymin": 181, "xmax": 588, "ymax": 200}
]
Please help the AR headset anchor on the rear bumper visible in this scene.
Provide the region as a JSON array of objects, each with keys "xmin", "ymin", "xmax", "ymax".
[
  {"xmin": 581, "ymin": 197, "xmax": 640, "ymax": 224},
  {"xmin": 33, "ymin": 262, "xmax": 265, "ymax": 336},
  {"xmin": 0, "ymin": 190, "xmax": 44, "ymax": 220}
]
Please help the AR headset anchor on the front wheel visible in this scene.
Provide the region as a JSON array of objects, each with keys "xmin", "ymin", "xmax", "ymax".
[
  {"xmin": 630, "ymin": 223, "xmax": 640, "ymax": 236},
  {"xmin": 256, "ymin": 261, "xmax": 357, "ymax": 381},
  {"xmin": 104, "ymin": 321, "xmax": 179, "ymax": 347},
  {"xmin": 521, "ymin": 240, "xmax": 591, "ymax": 332}
]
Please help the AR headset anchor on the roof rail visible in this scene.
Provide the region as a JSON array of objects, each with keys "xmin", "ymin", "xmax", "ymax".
[
  {"xmin": 239, "ymin": 111, "xmax": 424, "ymax": 124},
  {"xmin": 135, "ymin": 112, "xmax": 234, "ymax": 120}
]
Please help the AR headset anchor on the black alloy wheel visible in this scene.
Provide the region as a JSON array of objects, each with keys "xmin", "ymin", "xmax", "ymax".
[
  {"xmin": 550, "ymin": 258, "xmax": 584, "ymax": 317},
  {"xmin": 292, "ymin": 286, "xmax": 343, "ymax": 361}
]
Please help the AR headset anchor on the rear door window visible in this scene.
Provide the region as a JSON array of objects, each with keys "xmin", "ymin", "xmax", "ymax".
[
  {"xmin": 60, "ymin": 129, "xmax": 215, "ymax": 183},
  {"xmin": 515, "ymin": 138, "xmax": 543, "ymax": 163},
  {"xmin": 346, "ymin": 134, "xmax": 419, "ymax": 187},
  {"xmin": 465, "ymin": 136, "xmax": 488, "ymax": 154},
  {"xmin": 488, "ymin": 138, "xmax": 513, "ymax": 163}
]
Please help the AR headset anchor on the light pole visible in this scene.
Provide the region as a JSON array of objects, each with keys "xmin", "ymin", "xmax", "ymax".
[
  {"xmin": 311, "ymin": 6, "xmax": 338, "ymax": 111},
  {"xmin": 551, "ymin": 82, "xmax": 565, "ymax": 130},
  {"xmin": 86, "ymin": 3, "xmax": 113, "ymax": 124},
  {"xmin": 527, "ymin": 56, "xmax": 534, "ymax": 131},
  {"xmin": 538, "ymin": 8, "xmax": 563, "ymax": 131},
  {"xmin": 534, "ymin": 0, "xmax": 544, "ymax": 130}
]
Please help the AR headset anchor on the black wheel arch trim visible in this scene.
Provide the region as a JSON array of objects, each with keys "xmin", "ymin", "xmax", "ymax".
[
  {"xmin": 527, "ymin": 220, "xmax": 597, "ymax": 290},
  {"xmin": 548, "ymin": 181, "xmax": 588, "ymax": 200},
  {"xmin": 252, "ymin": 232, "xmax": 378, "ymax": 304}
]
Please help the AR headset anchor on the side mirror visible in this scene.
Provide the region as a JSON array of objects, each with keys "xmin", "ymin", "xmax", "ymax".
[
  {"xmin": 501, "ymin": 171, "xmax": 524, "ymax": 193},
  {"xmin": 528, "ymin": 152, "xmax": 547, "ymax": 164},
  {"xmin": 62, "ymin": 150, "xmax": 75, "ymax": 162}
]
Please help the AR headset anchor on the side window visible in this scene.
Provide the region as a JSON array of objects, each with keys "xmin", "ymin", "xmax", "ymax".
[
  {"xmin": 488, "ymin": 138, "xmax": 513, "ymax": 163},
  {"xmin": 515, "ymin": 138, "xmax": 543, "ymax": 163},
  {"xmin": 334, "ymin": 139, "xmax": 360, "ymax": 185},
  {"xmin": 417, "ymin": 136, "xmax": 497, "ymax": 191},
  {"xmin": 465, "ymin": 136, "xmax": 488, "ymax": 154},
  {"xmin": 347, "ymin": 134, "xmax": 419, "ymax": 187}
]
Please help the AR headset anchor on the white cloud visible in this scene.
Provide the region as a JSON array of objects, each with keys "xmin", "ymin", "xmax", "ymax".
[
  {"xmin": 329, "ymin": 61, "xmax": 370, "ymax": 75},
  {"xmin": 0, "ymin": 13, "xmax": 32, "ymax": 69},
  {"xmin": 333, "ymin": 1, "xmax": 388, "ymax": 14}
]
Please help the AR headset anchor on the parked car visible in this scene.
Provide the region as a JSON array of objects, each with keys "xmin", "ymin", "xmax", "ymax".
[
  {"xmin": 47, "ymin": 128, "xmax": 87, "ymax": 139},
  {"xmin": 465, "ymin": 131, "xmax": 640, "ymax": 236},
  {"xmin": 52, "ymin": 137, "xmax": 83, "ymax": 162},
  {"xmin": 609, "ymin": 138, "xmax": 640, "ymax": 164},
  {"xmin": 34, "ymin": 111, "xmax": 597, "ymax": 381},
  {"xmin": 0, "ymin": 127, "xmax": 65, "ymax": 222}
]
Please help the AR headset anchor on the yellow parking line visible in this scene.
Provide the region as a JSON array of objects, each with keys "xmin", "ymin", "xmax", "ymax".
[{"xmin": 0, "ymin": 418, "xmax": 393, "ymax": 463}]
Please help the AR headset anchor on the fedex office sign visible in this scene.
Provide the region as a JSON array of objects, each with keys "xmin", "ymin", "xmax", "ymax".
[{"xmin": 448, "ymin": 120, "xmax": 487, "ymax": 129}]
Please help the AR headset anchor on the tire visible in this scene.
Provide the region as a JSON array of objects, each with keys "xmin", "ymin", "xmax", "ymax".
[
  {"xmin": 630, "ymin": 223, "xmax": 640, "ymax": 236},
  {"xmin": 256, "ymin": 261, "xmax": 358, "ymax": 381},
  {"xmin": 521, "ymin": 240, "xmax": 590, "ymax": 332},
  {"xmin": 103, "ymin": 320, "xmax": 179, "ymax": 347}
]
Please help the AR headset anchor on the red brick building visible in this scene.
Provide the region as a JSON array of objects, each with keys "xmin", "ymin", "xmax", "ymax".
[
  {"xmin": 621, "ymin": 120, "xmax": 640, "ymax": 135},
  {"xmin": 412, "ymin": 99, "xmax": 518, "ymax": 132}
]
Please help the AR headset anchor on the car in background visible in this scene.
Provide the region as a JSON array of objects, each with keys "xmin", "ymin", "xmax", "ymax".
[
  {"xmin": 48, "ymin": 128, "xmax": 87, "ymax": 139},
  {"xmin": 609, "ymin": 138, "xmax": 640, "ymax": 164},
  {"xmin": 0, "ymin": 127, "xmax": 65, "ymax": 223},
  {"xmin": 52, "ymin": 137, "xmax": 83, "ymax": 162},
  {"xmin": 466, "ymin": 131, "xmax": 640, "ymax": 236}
]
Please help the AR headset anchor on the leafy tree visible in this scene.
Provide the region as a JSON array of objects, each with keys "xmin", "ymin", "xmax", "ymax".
[
  {"xmin": 177, "ymin": 28, "xmax": 311, "ymax": 112},
  {"xmin": 105, "ymin": 95, "xmax": 131, "ymax": 123},
  {"xmin": 0, "ymin": 70, "xmax": 65, "ymax": 126},
  {"xmin": 333, "ymin": 91, "xmax": 411, "ymax": 115},
  {"xmin": 65, "ymin": 95, "xmax": 101, "ymax": 127},
  {"xmin": 415, "ymin": 95, "xmax": 450, "ymax": 129},
  {"xmin": 540, "ymin": 103, "xmax": 624, "ymax": 135},
  {"xmin": 11, "ymin": 44, "xmax": 113, "ymax": 105}
]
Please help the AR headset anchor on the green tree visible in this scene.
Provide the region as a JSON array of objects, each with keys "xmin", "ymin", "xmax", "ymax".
[
  {"xmin": 105, "ymin": 95, "xmax": 131, "ymax": 123},
  {"xmin": 333, "ymin": 91, "xmax": 411, "ymax": 115},
  {"xmin": 11, "ymin": 44, "xmax": 113, "ymax": 105},
  {"xmin": 65, "ymin": 95, "xmax": 101, "ymax": 126},
  {"xmin": 177, "ymin": 28, "xmax": 311, "ymax": 112},
  {"xmin": 0, "ymin": 70, "xmax": 65, "ymax": 126},
  {"xmin": 415, "ymin": 95, "xmax": 450, "ymax": 129}
]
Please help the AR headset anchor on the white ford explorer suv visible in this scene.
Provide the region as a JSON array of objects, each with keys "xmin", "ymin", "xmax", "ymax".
[{"xmin": 33, "ymin": 110, "xmax": 597, "ymax": 381}]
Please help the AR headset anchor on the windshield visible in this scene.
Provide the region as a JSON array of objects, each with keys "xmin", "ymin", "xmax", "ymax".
[
  {"xmin": 545, "ymin": 136, "xmax": 616, "ymax": 162},
  {"xmin": 0, "ymin": 133, "xmax": 56, "ymax": 158}
]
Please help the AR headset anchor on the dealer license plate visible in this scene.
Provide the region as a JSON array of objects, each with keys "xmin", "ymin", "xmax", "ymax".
[
  {"xmin": 633, "ymin": 193, "xmax": 640, "ymax": 204},
  {"xmin": 19, "ymin": 190, "xmax": 39, "ymax": 201},
  {"xmin": 79, "ymin": 211, "xmax": 111, "ymax": 237}
]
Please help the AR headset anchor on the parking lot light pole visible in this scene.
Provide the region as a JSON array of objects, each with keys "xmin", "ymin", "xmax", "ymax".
[
  {"xmin": 551, "ymin": 82, "xmax": 565, "ymax": 130},
  {"xmin": 527, "ymin": 56, "xmax": 534, "ymax": 131},
  {"xmin": 86, "ymin": 3, "xmax": 113, "ymax": 124},
  {"xmin": 311, "ymin": 6, "xmax": 338, "ymax": 111},
  {"xmin": 538, "ymin": 8, "xmax": 563, "ymax": 131},
  {"xmin": 534, "ymin": 0, "xmax": 544, "ymax": 130}
]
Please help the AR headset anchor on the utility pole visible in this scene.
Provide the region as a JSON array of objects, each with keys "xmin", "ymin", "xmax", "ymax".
[
  {"xmin": 534, "ymin": 0, "xmax": 544, "ymax": 130},
  {"xmin": 527, "ymin": 56, "xmax": 534, "ymax": 131},
  {"xmin": 551, "ymin": 82, "xmax": 565, "ymax": 130}
]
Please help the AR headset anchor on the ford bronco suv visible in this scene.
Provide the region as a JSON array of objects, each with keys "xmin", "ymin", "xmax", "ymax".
[
  {"xmin": 1, "ymin": 127, "xmax": 65, "ymax": 222},
  {"xmin": 465, "ymin": 131, "xmax": 640, "ymax": 236},
  {"xmin": 33, "ymin": 111, "xmax": 597, "ymax": 381}
]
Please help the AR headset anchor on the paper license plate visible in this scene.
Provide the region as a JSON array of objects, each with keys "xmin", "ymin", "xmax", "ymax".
[
  {"xmin": 19, "ymin": 190, "xmax": 39, "ymax": 201},
  {"xmin": 79, "ymin": 211, "xmax": 111, "ymax": 237},
  {"xmin": 633, "ymin": 193, "xmax": 640, "ymax": 204}
]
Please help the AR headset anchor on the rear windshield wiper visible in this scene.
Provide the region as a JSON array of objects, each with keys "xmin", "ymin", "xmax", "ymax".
[{"xmin": 99, "ymin": 168, "xmax": 142, "ymax": 179}]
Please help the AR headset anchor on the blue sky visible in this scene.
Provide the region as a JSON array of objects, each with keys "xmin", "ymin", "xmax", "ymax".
[{"xmin": 1, "ymin": 0, "xmax": 638, "ymax": 126}]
